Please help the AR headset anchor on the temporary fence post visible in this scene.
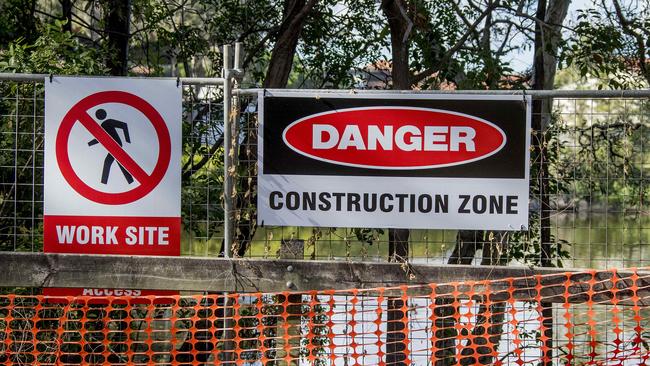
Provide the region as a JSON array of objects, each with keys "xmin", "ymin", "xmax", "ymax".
[
  {"xmin": 234, "ymin": 42, "xmax": 242, "ymax": 71},
  {"xmin": 280, "ymin": 239, "xmax": 305, "ymax": 365},
  {"xmin": 231, "ymin": 43, "xmax": 243, "ymax": 168},
  {"xmin": 222, "ymin": 44, "xmax": 236, "ymax": 365},
  {"xmin": 223, "ymin": 45, "xmax": 233, "ymax": 257},
  {"xmin": 533, "ymin": 94, "xmax": 555, "ymax": 366}
]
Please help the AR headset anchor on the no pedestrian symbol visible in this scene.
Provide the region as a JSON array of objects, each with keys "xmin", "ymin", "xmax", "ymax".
[{"xmin": 56, "ymin": 90, "xmax": 171, "ymax": 205}]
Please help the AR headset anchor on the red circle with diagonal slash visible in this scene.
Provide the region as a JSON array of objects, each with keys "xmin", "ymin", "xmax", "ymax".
[{"xmin": 56, "ymin": 91, "xmax": 171, "ymax": 205}]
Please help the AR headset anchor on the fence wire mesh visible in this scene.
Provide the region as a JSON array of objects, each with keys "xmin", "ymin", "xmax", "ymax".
[
  {"xmin": 0, "ymin": 78, "xmax": 228, "ymax": 256},
  {"xmin": 2, "ymin": 268, "xmax": 650, "ymax": 365},
  {"xmin": 230, "ymin": 92, "xmax": 649, "ymax": 270},
  {"xmin": 0, "ymin": 77, "xmax": 648, "ymax": 269},
  {"xmin": 0, "ymin": 75, "xmax": 649, "ymax": 366}
]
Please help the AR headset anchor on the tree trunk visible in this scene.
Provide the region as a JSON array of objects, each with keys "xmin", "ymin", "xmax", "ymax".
[
  {"xmin": 25, "ymin": 0, "xmax": 38, "ymax": 44},
  {"xmin": 59, "ymin": 0, "xmax": 72, "ymax": 33},
  {"xmin": 532, "ymin": 0, "xmax": 570, "ymax": 127},
  {"xmin": 448, "ymin": 230, "xmax": 484, "ymax": 265},
  {"xmin": 386, "ymin": 228, "xmax": 409, "ymax": 366},
  {"xmin": 532, "ymin": 2, "xmax": 570, "ymax": 365},
  {"xmin": 434, "ymin": 231, "xmax": 482, "ymax": 365},
  {"xmin": 381, "ymin": 2, "xmax": 413, "ymax": 365},
  {"xmin": 104, "ymin": 0, "xmax": 131, "ymax": 76},
  {"xmin": 263, "ymin": 0, "xmax": 318, "ymax": 88},
  {"xmin": 381, "ymin": 0, "xmax": 412, "ymax": 89}
]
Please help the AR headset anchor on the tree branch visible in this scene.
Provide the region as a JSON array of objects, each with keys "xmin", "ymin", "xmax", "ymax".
[
  {"xmin": 242, "ymin": 30, "xmax": 277, "ymax": 70},
  {"xmin": 263, "ymin": 0, "xmax": 319, "ymax": 88},
  {"xmin": 448, "ymin": 0, "xmax": 483, "ymax": 46},
  {"xmin": 610, "ymin": 0, "xmax": 649, "ymax": 83},
  {"xmin": 181, "ymin": 135, "xmax": 224, "ymax": 182},
  {"xmin": 496, "ymin": 22, "xmax": 514, "ymax": 55},
  {"xmin": 410, "ymin": 0, "xmax": 499, "ymax": 85},
  {"xmin": 499, "ymin": 4, "xmax": 576, "ymax": 32}
]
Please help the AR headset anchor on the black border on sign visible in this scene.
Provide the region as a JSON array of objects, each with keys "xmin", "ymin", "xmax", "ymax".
[{"xmin": 258, "ymin": 92, "xmax": 531, "ymax": 179}]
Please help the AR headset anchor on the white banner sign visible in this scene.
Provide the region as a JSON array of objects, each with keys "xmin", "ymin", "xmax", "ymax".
[{"xmin": 258, "ymin": 92, "xmax": 531, "ymax": 230}]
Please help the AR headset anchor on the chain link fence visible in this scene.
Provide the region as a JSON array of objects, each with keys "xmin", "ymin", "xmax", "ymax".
[
  {"xmin": 230, "ymin": 90, "xmax": 649, "ymax": 270},
  {"xmin": 0, "ymin": 75, "xmax": 649, "ymax": 366},
  {"xmin": 0, "ymin": 76, "xmax": 228, "ymax": 258},
  {"xmin": 1, "ymin": 75, "xmax": 648, "ymax": 269}
]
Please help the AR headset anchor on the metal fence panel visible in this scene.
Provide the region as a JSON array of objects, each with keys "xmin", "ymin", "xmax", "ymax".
[
  {"xmin": 0, "ymin": 77, "xmax": 227, "ymax": 257},
  {"xmin": 232, "ymin": 91, "xmax": 649, "ymax": 270},
  {"xmin": 1, "ymin": 74, "xmax": 649, "ymax": 366},
  {"xmin": 0, "ymin": 75, "xmax": 649, "ymax": 271}
]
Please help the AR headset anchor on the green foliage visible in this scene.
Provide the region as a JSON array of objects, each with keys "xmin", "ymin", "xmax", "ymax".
[
  {"xmin": 509, "ymin": 213, "xmax": 571, "ymax": 268},
  {"xmin": 0, "ymin": 0, "xmax": 39, "ymax": 47},
  {"xmin": 506, "ymin": 113, "xmax": 573, "ymax": 268},
  {"xmin": 0, "ymin": 21, "xmax": 105, "ymax": 252},
  {"xmin": 129, "ymin": 0, "xmax": 283, "ymax": 81},
  {"xmin": 204, "ymin": 0, "xmax": 282, "ymax": 83},
  {"xmin": 404, "ymin": 0, "xmax": 523, "ymax": 90},
  {"xmin": 561, "ymin": 4, "xmax": 650, "ymax": 89},
  {"xmin": 408, "ymin": 0, "xmax": 462, "ymax": 87},
  {"xmin": 562, "ymin": 11, "xmax": 627, "ymax": 87},
  {"xmin": 0, "ymin": 20, "xmax": 105, "ymax": 75},
  {"xmin": 554, "ymin": 101, "xmax": 649, "ymax": 210},
  {"xmin": 130, "ymin": 0, "xmax": 216, "ymax": 76},
  {"xmin": 179, "ymin": 88, "xmax": 225, "ymax": 251},
  {"xmin": 297, "ymin": 0, "xmax": 385, "ymax": 88}
]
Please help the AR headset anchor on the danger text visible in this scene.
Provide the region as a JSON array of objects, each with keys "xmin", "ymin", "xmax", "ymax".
[{"xmin": 313, "ymin": 124, "xmax": 476, "ymax": 152}]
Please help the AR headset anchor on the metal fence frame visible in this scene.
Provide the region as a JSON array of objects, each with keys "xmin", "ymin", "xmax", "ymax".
[
  {"xmin": 0, "ymin": 68, "xmax": 649, "ymax": 291},
  {"xmin": 0, "ymin": 69, "xmax": 649, "ymax": 366},
  {"xmin": 232, "ymin": 87, "xmax": 650, "ymax": 268}
]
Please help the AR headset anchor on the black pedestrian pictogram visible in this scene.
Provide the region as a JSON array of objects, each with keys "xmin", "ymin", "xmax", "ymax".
[{"xmin": 88, "ymin": 109, "xmax": 134, "ymax": 185}]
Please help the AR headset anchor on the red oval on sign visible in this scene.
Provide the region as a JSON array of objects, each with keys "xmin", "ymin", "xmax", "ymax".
[{"xmin": 282, "ymin": 107, "xmax": 507, "ymax": 169}]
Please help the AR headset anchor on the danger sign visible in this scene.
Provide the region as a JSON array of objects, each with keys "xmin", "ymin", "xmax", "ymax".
[
  {"xmin": 258, "ymin": 92, "xmax": 531, "ymax": 231},
  {"xmin": 44, "ymin": 77, "xmax": 181, "ymax": 258}
]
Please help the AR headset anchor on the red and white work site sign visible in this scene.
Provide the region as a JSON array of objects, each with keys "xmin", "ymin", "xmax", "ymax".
[
  {"xmin": 258, "ymin": 92, "xmax": 531, "ymax": 231},
  {"xmin": 44, "ymin": 77, "xmax": 181, "ymax": 295}
]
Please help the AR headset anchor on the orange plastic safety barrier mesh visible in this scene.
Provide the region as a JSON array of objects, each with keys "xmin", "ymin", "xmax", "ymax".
[{"xmin": 2, "ymin": 268, "xmax": 650, "ymax": 365}]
